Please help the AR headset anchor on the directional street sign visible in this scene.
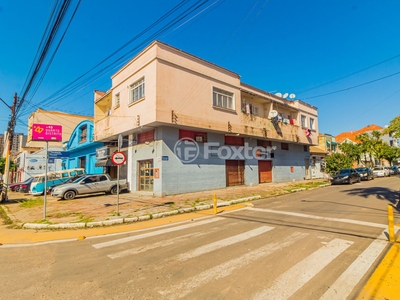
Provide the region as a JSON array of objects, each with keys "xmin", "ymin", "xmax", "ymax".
[
  {"xmin": 48, "ymin": 151, "xmax": 70, "ymax": 159},
  {"xmin": 111, "ymin": 152, "xmax": 126, "ymax": 165}
]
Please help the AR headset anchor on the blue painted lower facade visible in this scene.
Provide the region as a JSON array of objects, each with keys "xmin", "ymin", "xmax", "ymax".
[
  {"xmin": 62, "ymin": 145, "xmax": 104, "ymax": 174},
  {"xmin": 62, "ymin": 120, "xmax": 104, "ymax": 175},
  {"xmin": 126, "ymin": 126, "xmax": 311, "ymax": 196}
]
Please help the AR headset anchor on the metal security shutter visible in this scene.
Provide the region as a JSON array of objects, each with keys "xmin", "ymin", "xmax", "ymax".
[
  {"xmin": 225, "ymin": 136, "xmax": 244, "ymax": 146},
  {"xmin": 138, "ymin": 130, "xmax": 154, "ymax": 144}
]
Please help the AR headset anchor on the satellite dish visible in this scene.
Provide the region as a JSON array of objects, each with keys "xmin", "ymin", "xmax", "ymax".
[
  {"xmin": 289, "ymin": 93, "xmax": 296, "ymax": 99},
  {"xmin": 269, "ymin": 110, "xmax": 278, "ymax": 118},
  {"xmin": 283, "ymin": 93, "xmax": 289, "ymax": 98},
  {"xmin": 275, "ymin": 92, "xmax": 282, "ymax": 97}
]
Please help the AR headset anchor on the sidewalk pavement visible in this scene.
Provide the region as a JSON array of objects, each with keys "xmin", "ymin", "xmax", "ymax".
[{"xmin": 1, "ymin": 178, "xmax": 400, "ymax": 298}]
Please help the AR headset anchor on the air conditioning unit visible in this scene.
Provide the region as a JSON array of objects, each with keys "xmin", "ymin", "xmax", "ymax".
[{"xmin": 195, "ymin": 134, "xmax": 204, "ymax": 142}]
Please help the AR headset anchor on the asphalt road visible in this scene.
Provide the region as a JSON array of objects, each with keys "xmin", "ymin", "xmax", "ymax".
[{"xmin": 1, "ymin": 177, "xmax": 399, "ymax": 300}]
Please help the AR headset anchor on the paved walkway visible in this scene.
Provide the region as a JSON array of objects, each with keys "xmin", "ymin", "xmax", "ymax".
[{"xmin": 1, "ymin": 179, "xmax": 400, "ymax": 298}]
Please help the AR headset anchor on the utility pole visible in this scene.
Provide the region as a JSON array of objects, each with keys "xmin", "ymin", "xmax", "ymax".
[{"xmin": 3, "ymin": 93, "xmax": 18, "ymax": 202}]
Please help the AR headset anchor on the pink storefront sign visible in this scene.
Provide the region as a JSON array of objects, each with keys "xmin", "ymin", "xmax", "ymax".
[{"xmin": 32, "ymin": 123, "xmax": 62, "ymax": 141}]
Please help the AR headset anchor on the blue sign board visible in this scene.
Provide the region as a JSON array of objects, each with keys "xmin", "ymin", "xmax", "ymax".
[
  {"xmin": 162, "ymin": 156, "xmax": 169, "ymax": 161},
  {"xmin": 48, "ymin": 151, "xmax": 70, "ymax": 159}
]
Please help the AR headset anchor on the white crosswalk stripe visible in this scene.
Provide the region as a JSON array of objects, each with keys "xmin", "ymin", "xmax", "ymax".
[
  {"xmin": 320, "ymin": 230, "xmax": 388, "ymax": 300},
  {"xmin": 252, "ymin": 238, "xmax": 354, "ymax": 300},
  {"xmin": 175, "ymin": 225, "xmax": 274, "ymax": 261},
  {"xmin": 92, "ymin": 217, "xmax": 224, "ymax": 249},
  {"xmin": 248, "ymin": 207, "xmax": 387, "ymax": 228},
  {"xmin": 108, "ymin": 231, "xmax": 208, "ymax": 259},
  {"xmin": 158, "ymin": 231, "xmax": 309, "ymax": 299}
]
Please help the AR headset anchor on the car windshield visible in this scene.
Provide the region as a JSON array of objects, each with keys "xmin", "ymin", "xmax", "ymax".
[
  {"xmin": 355, "ymin": 168, "xmax": 366, "ymax": 172},
  {"xmin": 72, "ymin": 177, "xmax": 86, "ymax": 183},
  {"xmin": 373, "ymin": 167, "xmax": 382, "ymax": 171},
  {"xmin": 338, "ymin": 169, "xmax": 350, "ymax": 175}
]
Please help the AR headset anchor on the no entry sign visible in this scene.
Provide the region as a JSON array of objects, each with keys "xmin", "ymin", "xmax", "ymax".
[{"xmin": 111, "ymin": 152, "xmax": 126, "ymax": 165}]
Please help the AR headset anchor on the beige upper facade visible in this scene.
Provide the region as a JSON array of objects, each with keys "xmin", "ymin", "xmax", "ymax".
[
  {"xmin": 94, "ymin": 41, "xmax": 318, "ymax": 145},
  {"xmin": 26, "ymin": 109, "xmax": 93, "ymax": 148}
]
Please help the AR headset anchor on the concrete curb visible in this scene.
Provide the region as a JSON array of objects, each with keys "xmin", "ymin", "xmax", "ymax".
[{"xmin": 17, "ymin": 182, "xmax": 330, "ymax": 230}]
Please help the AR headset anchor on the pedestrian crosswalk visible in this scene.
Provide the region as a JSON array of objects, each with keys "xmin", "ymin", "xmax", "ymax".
[{"xmin": 90, "ymin": 212, "xmax": 388, "ymax": 300}]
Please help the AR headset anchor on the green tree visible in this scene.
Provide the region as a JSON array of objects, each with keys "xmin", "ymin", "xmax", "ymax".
[
  {"xmin": 325, "ymin": 153, "xmax": 353, "ymax": 175},
  {"xmin": 381, "ymin": 143, "xmax": 400, "ymax": 164},
  {"xmin": 338, "ymin": 142, "xmax": 361, "ymax": 164},
  {"xmin": 0, "ymin": 157, "xmax": 15, "ymax": 175},
  {"xmin": 382, "ymin": 115, "xmax": 400, "ymax": 139},
  {"xmin": 356, "ymin": 131, "xmax": 385, "ymax": 166}
]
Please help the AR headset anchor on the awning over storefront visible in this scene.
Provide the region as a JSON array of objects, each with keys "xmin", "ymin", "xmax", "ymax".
[{"xmin": 95, "ymin": 159, "xmax": 114, "ymax": 167}]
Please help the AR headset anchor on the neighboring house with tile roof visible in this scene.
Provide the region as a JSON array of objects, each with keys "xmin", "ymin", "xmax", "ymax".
[
  {"xmin": 309, "ymin": 133, "xmax": 338, "ymax": 179},
  {"xmin": 335, "ymin": 124, "xmax": 383, "ymax": 144},
  {"xmin": 335, "ymin": 124, "xmax": 399, "ymax": 166}
]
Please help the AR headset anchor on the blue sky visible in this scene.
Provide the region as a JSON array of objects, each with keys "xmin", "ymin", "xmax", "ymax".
[{"xmin": 1, "ymin": 0, "xmax": 399, "ymax": 137}]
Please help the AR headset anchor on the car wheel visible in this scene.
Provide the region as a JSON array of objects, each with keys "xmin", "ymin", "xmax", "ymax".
[
  {"xmin": 14, "ymin": 186, "xmax": 20, "ymax": 192},
  {"xmin": 358, "ymin": 177, "xmax": 361, "ymax": 183},
  {"xmin": 110, "ymin": 186, "xmax": 118, "ymax": 195},
  {"xmin": 63, "ymin": 190, "xmax": 76, "ymax": 200}
]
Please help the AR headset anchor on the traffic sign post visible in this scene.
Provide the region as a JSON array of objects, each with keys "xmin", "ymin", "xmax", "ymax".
[
  {"xmin": 112, "ymin": 146, "xmax": 126, "ymax": 215},
  {"xmin": 111, "ymin": 152, "xmax": 126, "ymax": 165}
]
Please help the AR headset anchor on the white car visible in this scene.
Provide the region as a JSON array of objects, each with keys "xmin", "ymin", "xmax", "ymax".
[{"xmin": 372, "ymin": 166, "xmax": 390, "ymax": 177}]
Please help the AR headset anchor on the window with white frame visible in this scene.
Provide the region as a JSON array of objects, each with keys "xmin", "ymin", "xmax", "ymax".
[
  {"xmin": 301, "ymin": 115, "xmax": 307, "ymax": 128},
  {"xmin": 114, "ymin": 93, "xmax": 120, "ymax": 107},
  {"xmin": 130, "ymin": 78, "xmax": 145, "ymax": 104},
  {"xmin": 213, "ymin": 87, "xmax": 235, "ymax": 110},
  {"xmin": 309, "ymin": 117, "xmax": 315, "ymax": 130}
]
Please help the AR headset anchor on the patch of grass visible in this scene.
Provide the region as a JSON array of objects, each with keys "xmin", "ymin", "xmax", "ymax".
[
  {"xmin": 110, "ymin": 211, "xmax": 121, "ymax": 217},
  {"xmin": 0, "ymin": 205, "xmax": 13, "ymax": 225},
  {"xmin": 51, "ymin": 212, "xmax": 74, "ymax": 218},
  {"xmin": 18, "ymin": 198, "xmax": 43, "ymax": 208},
  {"xmin": 33, "ymin": 219, "xmax": 53, "ymax": 224},
  {"xmin": 75, "ymin": 215, "xmax": 94, "ymax": 223}
]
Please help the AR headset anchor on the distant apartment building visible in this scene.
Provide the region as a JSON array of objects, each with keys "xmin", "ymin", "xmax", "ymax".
[
  {"xmin": 2, "ymin": 132, "xmax": 26, "ymax": 158},
  {"xmin": 94, "ymin": 41, "xmax": 319, "ymax": 196}
]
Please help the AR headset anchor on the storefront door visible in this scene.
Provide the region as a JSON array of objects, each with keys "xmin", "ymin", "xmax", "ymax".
[{"xmin": 138, "ymin": 159, "xmax": 154, "ymax": 191}]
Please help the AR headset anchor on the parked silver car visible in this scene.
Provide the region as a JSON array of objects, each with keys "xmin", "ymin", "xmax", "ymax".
[
  {"xmin": 51, "ymin": 174, "xmax": 128, "ymax": 200},
  {"xmin": 372, "ymin": 166, "xmax": 390, "ymax": 177}
]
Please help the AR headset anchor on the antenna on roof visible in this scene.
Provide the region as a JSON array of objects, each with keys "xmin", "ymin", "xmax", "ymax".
[
  {"xmin": 275, "ymin": 92, "xmax": 282, "ymax": 97},
  {"xmin": 289, "ymin": 93, "xmax": 296, "ymax": 100},
  {"xmin": 282, "ymin": 93, "xmax": 289, "ymax": 99}
]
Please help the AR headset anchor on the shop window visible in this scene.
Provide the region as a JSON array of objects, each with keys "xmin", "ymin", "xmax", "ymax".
[
  {"xmin": 179, "ymin": 129, "xmax": 207, "ymax": 143},
  {"xmin": 281, "ymin": 142, "xmax": 289, "ymax": 150},
  {"xmin": 79, "ymin": 125, "xmax": 87, "ymax": 143}
]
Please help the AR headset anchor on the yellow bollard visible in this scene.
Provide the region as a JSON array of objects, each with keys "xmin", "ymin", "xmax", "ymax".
[
  {"xmin": 388, "ymin": 205, "xmax": 395, "ymax": 242},
  {"xmin": 214, "ymin": 193, "xmax": 217, "ymax": 215}
]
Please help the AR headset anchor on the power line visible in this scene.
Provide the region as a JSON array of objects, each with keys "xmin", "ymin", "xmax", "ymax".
[
  {"xmin": 304, "ymin": 69, "xmax": 400, "ymax": 100},
  {"xmin": 297, "ymin": 53, "xmax": 400, "ymax": 95},
  {"xmin": 19, "ymin": 0, "xmax": 211, "ymax": 116},
  {"xmin": 17, "ymin": 0, "xmax": 81, "ymax": 118}
]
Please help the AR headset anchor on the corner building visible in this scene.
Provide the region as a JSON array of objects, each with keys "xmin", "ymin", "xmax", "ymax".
[{"xmin": 94, "ymin": 41, "xmax": 319, "ymax": 196}]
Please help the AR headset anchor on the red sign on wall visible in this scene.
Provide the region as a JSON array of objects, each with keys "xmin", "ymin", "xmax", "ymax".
[{"xmin": 32, "ymin": 123, "xmax": 62, "ymax": 141}]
